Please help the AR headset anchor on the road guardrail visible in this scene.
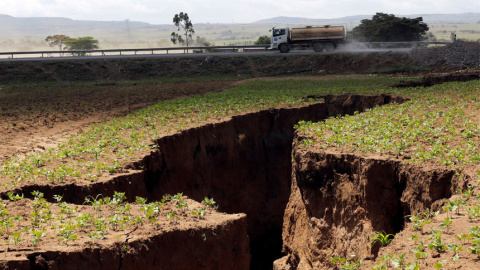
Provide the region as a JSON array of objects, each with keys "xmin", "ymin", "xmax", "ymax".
[{"xmin": 0, "ymin": 45, "xmax": 270, "ymax": 59}]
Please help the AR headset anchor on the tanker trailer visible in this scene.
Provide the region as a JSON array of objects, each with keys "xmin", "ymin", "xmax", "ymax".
[{"xmin": 269, "ymin": 25, "xmax": 346, "ymax": 53}]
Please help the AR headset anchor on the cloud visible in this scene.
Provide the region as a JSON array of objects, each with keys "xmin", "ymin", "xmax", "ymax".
[{"xmin": 0, "ymin": 0, "xmax": 479, "ymax": 24}]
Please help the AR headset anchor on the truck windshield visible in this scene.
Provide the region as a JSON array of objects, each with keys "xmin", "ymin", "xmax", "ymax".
[{"xmin": 272, "ymin": 29, "xmax": 286, "ymax": 37}]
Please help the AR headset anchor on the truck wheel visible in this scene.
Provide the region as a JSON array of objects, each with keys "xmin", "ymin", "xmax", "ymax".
[
  {"xmin": 278, "ymin": 44, "xmax": 290, "ymax": 53},
  {"xmin": 324, "ymin": 42, "xmax": 335, "ymax": 52},
  {"xmin": 313, "ymin": 43, "xmax": 324, "ymax": 52}
]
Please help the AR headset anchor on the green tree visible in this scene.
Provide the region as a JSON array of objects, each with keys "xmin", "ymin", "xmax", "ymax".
[
  {"xmin": 64, "ymin": 37, "xmax": 99, "ymax": 56},
  {"xmin": 350, "ymin": 12, "xmax": 429, "ymax": 42},
  {"xmin": 45, "ymin": 35, "xmax": 70, "ymax": 51},
  {"xmin": 254, "ymin": 35, "xmax": 271, "ymax": 45},
  {"xmin": 171, "ymin": 12, "xmax": 195, "ymax": 51}
]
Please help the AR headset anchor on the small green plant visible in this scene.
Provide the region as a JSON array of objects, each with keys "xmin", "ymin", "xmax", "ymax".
[
  {"xmin": 330, "ymin": 255, "xmax": 362, "ymax": 270},
  {"xmin": 409, "ymin": 214, "xmax": 431, "ymax": 234},
  {"xmin": 408, "ymin": 234, "xmax": 419, "ymax": 243},
  {"xmin": 434, "ymin": 260, "xmax": 449, "ymax": 270},
  {"xmin": 469, "ymin": 236, "xmax": 480, "ymax": 258},
  {"xmin": 84, "ymin": 194, "xmax": 105, "ymax": 215},
  {"xmin": 447, "ymin": 242, "xmax": 463, "ymax": 255},
  {"xmin": 370, "ymin": 231, "xmax": 394, "ymax": 247},
  {"xmin": 411, "ymin": 241, "xmax": 428, "ymax": 260},
  {"xmin": 456, "ymin": 232, "xmax": 468, "ymax": 245},
  {"xmin": 463, "ymin": 184, "xmax": 475, "ymax": 199},
  {"xmin": 467, "ymin": 205, "xmax": 480, "ymax": 221},
  {"xmin": 167, "ymin": 211, "xmax": 177, "ymax": 219},
  {"xmin": 390, "ymin": 253, "xmax": 406, "ymax": 269},
  {"xmin": 31, "ymin": 229, "xmax": 45, "ymax": 246},
  {"xmin": 439, "ymin": 217, "xmax": 453, "ymax": 232},
  {"xmin": 372, "ymin": 261, "xmax": 387, "ymax": 270},
  {"xmin": 428, "ymin": 229, "xmax": 447, "ymax": 253},
  {"xmin": 380, "ymin": 253, "xmax": 392, "ymax": 268},
  {"xmin": 7, "ymin": 191, "xmax": 23, "ymax": 201},
  {"xmin": 58, "ymin": 221, "xmax": 78, "ymax": 245},
  {"xmin": 405, "ymin": 261, "xmax": 420, "ymax": 270},
  {"xmin": 202, "ymin": 197, "xmax": 218, "ymax": 210},
  {"xmin": 191, "ymin": 208, "xmax": 206, "ymax": 217}
]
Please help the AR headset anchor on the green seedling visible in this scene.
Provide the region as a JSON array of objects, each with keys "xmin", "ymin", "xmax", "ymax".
[
  {"xmin": 331, "ymin": 255, "xmax": 362, "ymax": 270},
  {"xmin": 370, "ymin": 231, "xmax": 394, "ymax": 247},
  {"xmin": 390, "ymin": 253, "xmax": 406, "ymax": 269},
  {"xmin": 7, "ymin": 191, "xmax": 23, "ymax": 201},
  {"xmin": 456, "ymin": 233, "xmax": 469, "ymax": 245},
  {"xmin": 428, "ymin": 229, "xmax": 447, "ymax": 253},
  {"xmin": 411, "ymin": 242, "xmax": 428, "ymax": 260},
  {"xmin": 202, "ymin": 197, "xmax": 218, "ymax": 211},
  {"xmin": 439, "ymin": 217, "xmax": 453, "ymax": 232}
]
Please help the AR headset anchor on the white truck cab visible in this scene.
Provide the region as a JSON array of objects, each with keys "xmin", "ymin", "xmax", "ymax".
[{"xmin": 269, "ymin": 27, "xmax": 289, "ymax": 51}]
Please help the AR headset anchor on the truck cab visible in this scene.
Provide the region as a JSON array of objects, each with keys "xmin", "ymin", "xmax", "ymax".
[{"xmin": 269, "ymin": 27, "xmax": 290, "ymax": 52}]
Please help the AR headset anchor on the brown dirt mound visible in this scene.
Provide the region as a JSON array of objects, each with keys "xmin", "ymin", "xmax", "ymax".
[{"xmin": 410, "ymin": 41, "xmax": 480, "ymax": 68}]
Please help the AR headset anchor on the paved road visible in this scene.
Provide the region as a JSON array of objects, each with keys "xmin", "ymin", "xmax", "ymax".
[{"xmin": 0, "ymin": 47, "xmax": 412, "ymax": 62}]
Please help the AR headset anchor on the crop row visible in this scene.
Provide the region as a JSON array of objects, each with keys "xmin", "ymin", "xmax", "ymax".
[
  {"xmin": 0, "ymin": 76, "xmax": 406, "ymax": 188},
  {"xmin": 0, "ymin": 190, "xmax": 218, "ymax": 252},
  {"xmin": 296, "ymin": 80, "xmax": 480, "ymax": 168}
]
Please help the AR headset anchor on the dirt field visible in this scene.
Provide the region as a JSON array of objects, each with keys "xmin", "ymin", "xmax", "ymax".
[
  {"xmin": 0, "ymin": 80, "xmax": 234, "ymax": 162},
  {"xmin": 1, "ymin": 44, "xmax": 480, "ymax": 269}
]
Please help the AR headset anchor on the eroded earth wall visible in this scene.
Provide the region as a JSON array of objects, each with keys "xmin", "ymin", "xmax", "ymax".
[
  {"xmin": 138, "ymin": 94, "xmax": 407, "ymax": 269},
  {"xmin": 2, "ymin": 94, "xmax": 409, "ymax": 270},
  {"xmin": 274, "ymin": 142, "xmax": 467, "ymax": 270}
]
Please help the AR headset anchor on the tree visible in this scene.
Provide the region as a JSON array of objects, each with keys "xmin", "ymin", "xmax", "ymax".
[
  {"xmin": 254, "ymin": 36, "xmax": 271, "ymax": 45},
  {"xmin": 45, "ymin": 35, "xmax": 70, "ymax": 51},
  {"xmin": 350, "ymin": 13, "xmax": 429, "ymax": 42},
  {"xmin": 170, "ymin": 12, "xmax": 195, "ymax": 51},
  {"xmin": 64, "ymin": 37, "xmax": 99, "ymax": 56}
]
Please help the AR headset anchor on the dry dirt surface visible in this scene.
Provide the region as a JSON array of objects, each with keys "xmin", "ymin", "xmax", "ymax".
[
  {"xmin": 1, "ymin": 195, "xmax": 250, "ymax": 270},
  {"xmin": 0, "ymin": 80, "xmax": 233, "ymax": 162},
  {"xmin": 0, "ymin": 79, "xmax": 256, "ymax": 270}
]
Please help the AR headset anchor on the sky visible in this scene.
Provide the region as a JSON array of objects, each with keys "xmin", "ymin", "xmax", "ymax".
[{"xmin": 1, "ymin": 0, "xmax": 480, "ymax": 24}]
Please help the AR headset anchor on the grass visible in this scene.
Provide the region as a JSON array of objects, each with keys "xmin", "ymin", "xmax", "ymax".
[{"xmin": 429, "ymin": 23, "xmax": 480, "ymax": 42}]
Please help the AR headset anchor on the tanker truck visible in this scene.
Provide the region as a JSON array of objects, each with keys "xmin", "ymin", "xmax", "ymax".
[{"xmin": 269, "ymin": 25, "xmax": 346, "ymax": 53}]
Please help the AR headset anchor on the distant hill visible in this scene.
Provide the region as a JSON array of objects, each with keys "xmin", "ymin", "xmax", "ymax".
[
  {"xmin": 1, "ymin": 13, "xmax": 477, "ymax": 35},
  {"xmin": 252, "ymin": 15, "xmax": 370, "ymax": 25},
  {"xmin": 253, "ymin": 13, "xmax": 480, "ymax": 25},
  {"xmin": 0, "ymin": 14, "xmax": 156, "ymax": 37}
]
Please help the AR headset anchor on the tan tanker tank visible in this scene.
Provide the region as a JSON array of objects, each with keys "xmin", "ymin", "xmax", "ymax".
[{"xmin": 290, "ymin": 25, "xmax": 345, "ymax": 41}]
